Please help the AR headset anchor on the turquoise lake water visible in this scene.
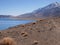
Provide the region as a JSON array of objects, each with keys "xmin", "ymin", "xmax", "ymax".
[{"xmin": 0, "ymin": 18, "xmax": 35, "ymax": 30}]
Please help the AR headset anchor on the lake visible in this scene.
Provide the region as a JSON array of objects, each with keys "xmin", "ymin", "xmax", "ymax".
[{"xmin": 0, "ymin": 18, "xmax": 35, "ymax": 30}]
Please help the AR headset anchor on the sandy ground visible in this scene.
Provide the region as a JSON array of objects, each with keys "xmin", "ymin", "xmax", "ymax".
[{"xmin": 0, "ymin": 17, "xmax": 60, "ymax": 45}]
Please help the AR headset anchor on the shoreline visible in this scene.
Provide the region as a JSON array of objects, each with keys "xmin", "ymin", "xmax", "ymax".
[
  {"xmin": 0, "ymin": 17, "xmax": 60, "ymax": 45},
  {"xmin": 0, "ymin": 19, "xmax": 37, "ymax": 30}
]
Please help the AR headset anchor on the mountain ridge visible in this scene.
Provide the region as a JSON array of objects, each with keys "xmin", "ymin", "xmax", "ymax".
[{"xmin": 18, "ymin": 2, "xmax": 60, "ymax": 18}]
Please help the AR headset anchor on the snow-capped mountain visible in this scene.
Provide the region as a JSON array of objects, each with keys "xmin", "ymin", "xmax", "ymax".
[{"xmin": 19, "ymin": 2, "xmax": 60, "ymax": 18}]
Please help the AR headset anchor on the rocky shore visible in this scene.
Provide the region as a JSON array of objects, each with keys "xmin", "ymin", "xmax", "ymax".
[{"xmin": 0, "ymin": 17, "xmax": 60, "ymax": 45}]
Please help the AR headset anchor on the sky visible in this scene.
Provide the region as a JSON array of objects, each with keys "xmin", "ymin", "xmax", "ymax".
[{"xmin": 0, "ymin": 0, "xmax": 60, "ymax": 16}]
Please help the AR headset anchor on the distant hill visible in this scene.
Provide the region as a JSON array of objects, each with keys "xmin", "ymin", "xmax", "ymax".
[
  {"xmin": 1, "ymin": 2, "xmax": 60, "ymax": 19},
  {"xmin": 18, "ymin": 2, "xmax": 60, "ymax": 18},
  {"xmin": 0, "ymin": 15, "xmax": 12, "ymax": 18}
]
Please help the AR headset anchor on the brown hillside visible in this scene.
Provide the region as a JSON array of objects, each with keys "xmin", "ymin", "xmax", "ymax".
[{"xmin": 0, "ymin": 17, "xmax": 60, "ymax": 45}]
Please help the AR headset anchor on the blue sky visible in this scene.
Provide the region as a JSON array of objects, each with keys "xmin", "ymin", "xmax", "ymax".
[{"xmin": 0, "ymin": 0, "xmax": 60, "ymax": 16}]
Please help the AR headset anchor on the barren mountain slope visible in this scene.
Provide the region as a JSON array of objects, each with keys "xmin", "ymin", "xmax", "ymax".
[{"xmin": 19, "ymin": 2, "xmax": 60, "ymax": 18}]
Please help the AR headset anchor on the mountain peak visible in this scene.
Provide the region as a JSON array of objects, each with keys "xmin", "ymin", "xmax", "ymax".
[
  {"xmin": 44, "ymin": 2, "xmax": 60, "ymax": 9},
  {"xmin": 19, "ymin": 2, "xmax": 60, "ymax": 18},
  {"xmin": 51, "ymin": 2, "xmax": 60, "ymax": 7},
  {"xmin": 54, "ymin": 2, "xmax": 59, "ymax": 4}
]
